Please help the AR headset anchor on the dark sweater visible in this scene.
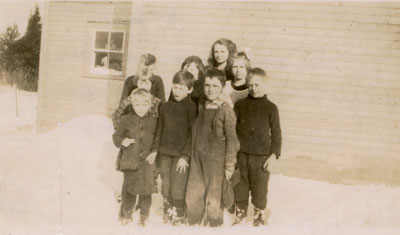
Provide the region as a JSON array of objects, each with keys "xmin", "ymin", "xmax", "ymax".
[
  {"xmin": 152, "ymin": 96, "xmax": 197, "ymax": 160},
  {"xmin": 120, "ymin": 74, "xmax": 166, "ymax": 103},
  {"xmin": 234, "ymin": 95, "xmax": 282, "ymax": 157}
]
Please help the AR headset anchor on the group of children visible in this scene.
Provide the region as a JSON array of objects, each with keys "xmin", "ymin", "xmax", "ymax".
[{"xmin": 111, "ymin": 38, "xmax": 282, "ymax": 227}]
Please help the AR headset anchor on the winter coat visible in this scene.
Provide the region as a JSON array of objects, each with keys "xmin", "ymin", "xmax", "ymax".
[{"xmin": 112, "ymin": 112, "xmax": 158, "ymax": 171}]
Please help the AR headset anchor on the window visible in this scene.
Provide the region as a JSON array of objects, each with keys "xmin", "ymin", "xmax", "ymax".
[{"xmin": 91, "ymin": 30, "xmax": 125, "ymax": 76}]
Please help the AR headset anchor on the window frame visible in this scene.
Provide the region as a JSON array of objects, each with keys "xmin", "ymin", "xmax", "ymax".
[{"xmin": 90, "ymin": 29, "xmax": 126, "ymax": 77}]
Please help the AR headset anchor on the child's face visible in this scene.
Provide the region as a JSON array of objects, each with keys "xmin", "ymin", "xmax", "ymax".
[
  {"xmin": 248, "ymin": 75, "xmax": 266, "ymax": 98},
  {"xmin": 204, "ymin": 76, "xmax": 223, "ymax": 101},
  {"xmin": 183, "ymin": 62, "xmax": 199, "ymax": 80},
  {"xmin": 172, "ymin": 83, "xmax": 191, "ymax": 102},
  {"xmin": 137, "ymin": 77, "xmax": 152, "ymax": 91},
  {"xmin": 131, "ymin": 97, "xmax": 152, "ymax": 117},
  {"xmin": 232, "ymin": 58, "xmax": 247, "ymax": 81},
  {"xmin": 214, "ymin": 44, "xmax": 229, "ymax": 64}
]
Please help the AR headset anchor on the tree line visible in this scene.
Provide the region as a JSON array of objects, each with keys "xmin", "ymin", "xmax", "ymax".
[{"xmin": 0, "ymin": 6, "xmax": 41, "ymax": 92}]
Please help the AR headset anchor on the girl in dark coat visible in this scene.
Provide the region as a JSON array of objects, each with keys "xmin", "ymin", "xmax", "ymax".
[
  {"xmin": 168, "ymin": 55, "xmax": 205, "ymax": 108},
  {"xmin": 112, "ymin": 89, "xmax": 160, "ymax": 226},
  {"xmin": 185, "ymin": 68, "xmax": 240, "ymax": 227}
]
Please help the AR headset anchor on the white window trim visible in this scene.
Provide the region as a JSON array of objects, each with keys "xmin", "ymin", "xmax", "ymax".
[{"xmin": 90, "ymin": 29, "xmax": 126, "ymax": 77}]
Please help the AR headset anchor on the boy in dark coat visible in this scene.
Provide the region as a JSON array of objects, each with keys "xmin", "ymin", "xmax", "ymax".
[
  {"xmin": 112, "ymin": 88, "xmax": 159, "ymax": 226},
  {"xmin": 152, "ymin": 71, "xmax": 197, "ymax": 225},
  {"xmin": 233, "ymin": 68, "xmax": 282, "ymax": 226}
]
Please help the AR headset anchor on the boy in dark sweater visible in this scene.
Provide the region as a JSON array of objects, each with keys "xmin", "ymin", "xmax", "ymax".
[
  {"xmin": 233, "ymin": 68, "xmax": 282, "ymax": 226},
  {"xmin": 152, "ymin": 70, "xmax": 197, "ymax": 225}
]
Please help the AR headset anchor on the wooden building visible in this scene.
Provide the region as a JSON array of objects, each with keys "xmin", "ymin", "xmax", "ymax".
[{"xmin": 37, "ymin": 1, "xmax": 400, "ymax": 184}]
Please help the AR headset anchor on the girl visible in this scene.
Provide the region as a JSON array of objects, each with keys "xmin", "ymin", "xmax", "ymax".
[
  {"xmin": 223, "ymin": 49, "xmax": 252, "ymax": 107},
  {"xmin": 185, "ymin": 68, "xmax": 239, "ymax": 227},
  {"xmin": 113, "ymin": 89, "xmax": 159, "ymax": 226},
  {"xmin": 207, "ymin": 38, "xmax": 237, "ymax": 82},
  {"xmin": 120, "ymin": 53, "xmax": 165, "ymax": 103},
  {"xmin": 168, "ymin": 55, "xmax": 205, "ymax": 107}
]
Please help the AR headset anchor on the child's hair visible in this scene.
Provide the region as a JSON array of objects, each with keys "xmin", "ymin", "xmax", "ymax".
[
  {"xmin": 181, "ymin": 56, "xmax": 204, "ymax": 80},
  {"xmin": 207, "ymin": 38, "xmax": 237, "ymax": 69},
  {"xmin": 173, "ymin": 70, "xmax": 195, "ymax": 89},
  {"xmin": 204, "ymin": 67, "xmax": 226, "ymax": 87},
  {"xmin": 136, "ymin": 53, "xmax": 157, "ymax": 77},
  {"xmin": 230, "ymin": 50, "xmax": 252, "ymax": 72},
  {"xmin": 246, "ymin": 67, "xmax": 268, "ymax": 84},
  {"xmin": 130, "ymin": 88, "xmax": 153, "ymax": 103}
]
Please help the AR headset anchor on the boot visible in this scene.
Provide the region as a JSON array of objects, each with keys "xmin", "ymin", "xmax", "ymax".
[
  {"xmin": 171, "ymin": 207, "xmax": 184, "ymax": 226},
  {"xmin": 163, "ymin": 197, "xmax": 172, "ymax": 224},
  {"xmin": 138, "ymin": 214, "xmax": 148, "ymax": 227},
  {"xmin": 232, "ymin": 206, "xmax": 247, "ymax": 225},
  {"xmin": 253, "ymin": 208, "xmax": 266, "ymax": 227},
  {"xmin": 227, "ymin": 204, "xmax": 235, "ymax": 214}
]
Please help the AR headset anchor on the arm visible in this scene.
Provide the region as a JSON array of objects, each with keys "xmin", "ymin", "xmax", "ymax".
[
  {"xmin": 180, "ymin": 103, "xmax": 197, "ymax": 161},
  {"xmin": 151, "ymin": 103, "xmax": 163, "ymax": 153},
  {"xmin": 120, "ymin": 76, "xmax": 135, "ymax": 104},
  {"xmin": 270, "ymin": 104, "xmax": 282, "ymax": 159},
  {"xmin": 154, "ymin": 76, "xmax": 166, "ymax": 102},
  {"xmin": 223, "ymin": 106, "xmax": 240, "ymax": 172},
  {"xmin": 112, "ymin": 117, "xmax": 126, "ymax": 148},
  {"xmin": 112, "ymin": 97, "xmax": 131, "ymax": 130}
]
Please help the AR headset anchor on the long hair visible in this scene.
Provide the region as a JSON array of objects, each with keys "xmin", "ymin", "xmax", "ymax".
[
  {"xmin": 181, "ymin": 56, "xmax": 205, "ymax": 81},
  {"xmin": 207, "ymin": 38, "xmax": 237, "ymax": 72}
]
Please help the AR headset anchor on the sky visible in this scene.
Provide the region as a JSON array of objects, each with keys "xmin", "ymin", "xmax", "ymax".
[{"xmin": 0, "ymin": 0, "xmax": 43, "ymax": 37}]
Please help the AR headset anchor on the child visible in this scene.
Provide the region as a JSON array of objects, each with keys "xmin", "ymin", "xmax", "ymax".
[
  {"xmin": 223, "ymin": 49, "xmax": 252, "ymax": 107},
  {"xmin": 120, "ymin": 53, "xmax": 165, "ymax": 103},
  {"xmin": 112, "ymin": 88, "xmax": 159, "ymax": 226},
  {"xmin": 207, "ymin": 38, "xmax": 237, "ymax": 81},
  {"xmin": 112, "ymin": 75, "xmax": 160, "ymax": 129},
  {"xmin": 153, "ymin": 71, "xmax": 197, "ymax": 225},
  {"xmin": 233, "ymin": 68, "xmax": 282, "ymax": 226},
  {"xmin": 168, "ymin": 56, "xmax": 205, "ymax": 107}
]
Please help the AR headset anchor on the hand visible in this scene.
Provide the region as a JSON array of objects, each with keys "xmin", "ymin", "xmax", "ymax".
[
  {"xmin": 146, "ymin": 152, "xmax": 157, "ymax": 164},
  {"xmin": 225, "ymin": 168, "xmax": 234, "ymax": 181},
  {"xmin": 263, "ymin": 154, "xmax": 276, "ymax": 171},
  {"xmin": 121, "ymin": 138, "xmax": 135, "ymax": 147},
  {"xmin": 176, "ymin": 157, "xmax": 188, "ymax": 173}
]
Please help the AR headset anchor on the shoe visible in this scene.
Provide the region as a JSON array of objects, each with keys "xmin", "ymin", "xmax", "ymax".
[
  {"xmin": 227, "ymin": 204, "xmax": 235, "ymax": 214},
  {"xmin": 119, "ymin": 216, "xmax": 132, "ymax": 225},
  {"xmin": 171, "ymin": 216, "xmax": 184, "ymax": 225},
  {"xmin": 253, "ymin": 208, "xmax": 266, "ymax": 227},
  {"xmin": 232, "ymin": 207, "xmax": 246, "ymax": 226},
  {"xmin": 163, "ymin": 197, "xmax": 172, "ymax": 224},
  {"xmin": 138, "ymin": 214, "xmax": 148, "ymax": 227},
  {"xmin": 163, "ymin": 211, "xmax": 172, "ymax": 224}
]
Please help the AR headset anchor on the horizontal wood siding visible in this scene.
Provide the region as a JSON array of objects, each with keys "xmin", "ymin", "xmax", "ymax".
[
  {"xmin": 38, "ymin": 1, "xmax": 131, "ymax": 128},
  {"xmin": 129, "ymin": 1, "xmax": 400, "ymax": 184}
]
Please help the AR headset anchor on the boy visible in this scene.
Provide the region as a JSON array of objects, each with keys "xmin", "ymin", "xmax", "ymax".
[
  {"xmin": 152, "ymin": 70, "xmax": 197, "ymax": 225},
  {"xmin": 112, "ymin": 88, "xmax": 159, "ymax": 226},
  {"xmin": 233, "ymin": 68, "xmax": 282, "ymax": 226}
]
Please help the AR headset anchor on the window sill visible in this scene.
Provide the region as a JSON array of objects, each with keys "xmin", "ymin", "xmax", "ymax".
[{"xmin": 82, "ymin": 73, "xmax": 125, "ymax": 81}]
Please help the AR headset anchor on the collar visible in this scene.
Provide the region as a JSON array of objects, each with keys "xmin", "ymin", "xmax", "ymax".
[
  {"xmin": 231, "ymin": 81, "xmax": 248, "ymax": 91},
  {"xmin": 248, "ymin": 94, "xmax": 268, "ymax": 100},
  {"xmin": 205, "ymin": 96, "xmax": 226, "ymax": 109}
]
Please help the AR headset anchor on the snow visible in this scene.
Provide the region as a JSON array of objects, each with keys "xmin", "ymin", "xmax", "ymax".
[{"xmin": 1, "ymin": 85, "xmax": 400, "ymax": 235}]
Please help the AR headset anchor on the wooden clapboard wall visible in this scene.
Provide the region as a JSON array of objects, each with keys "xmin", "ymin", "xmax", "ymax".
[
  {"xmin": 37, "ymin": 1, "xmax": 400, "ymax": 184},
  {"xmin": 128, "ymin": 1, "xmax": 400, "ymax": 184},
  {"xmin": 37, "ymin": 1, "xmax": 132, "ymax": 129}
]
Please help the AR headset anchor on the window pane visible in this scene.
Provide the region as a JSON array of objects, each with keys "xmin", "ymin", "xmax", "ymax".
[
  {"xmin": 94, "ymin": 52, "xmax": 109, "ymax": 68},
  {"xmin": 110, "ymin": 32, "xmax": 123, "ymax": 51},
  {"xmin": 109, "ymin": 53, "xmax": 123, "ymax": 72},
  {"xmin": 95, "ymin": 31, "xmax": 109, "ymax": 49}
]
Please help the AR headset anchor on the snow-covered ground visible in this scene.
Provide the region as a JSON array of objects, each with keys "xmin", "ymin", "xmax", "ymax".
[{"xmin": 1, "ymin": 85, "xmax": 400, "ymax": 235}]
